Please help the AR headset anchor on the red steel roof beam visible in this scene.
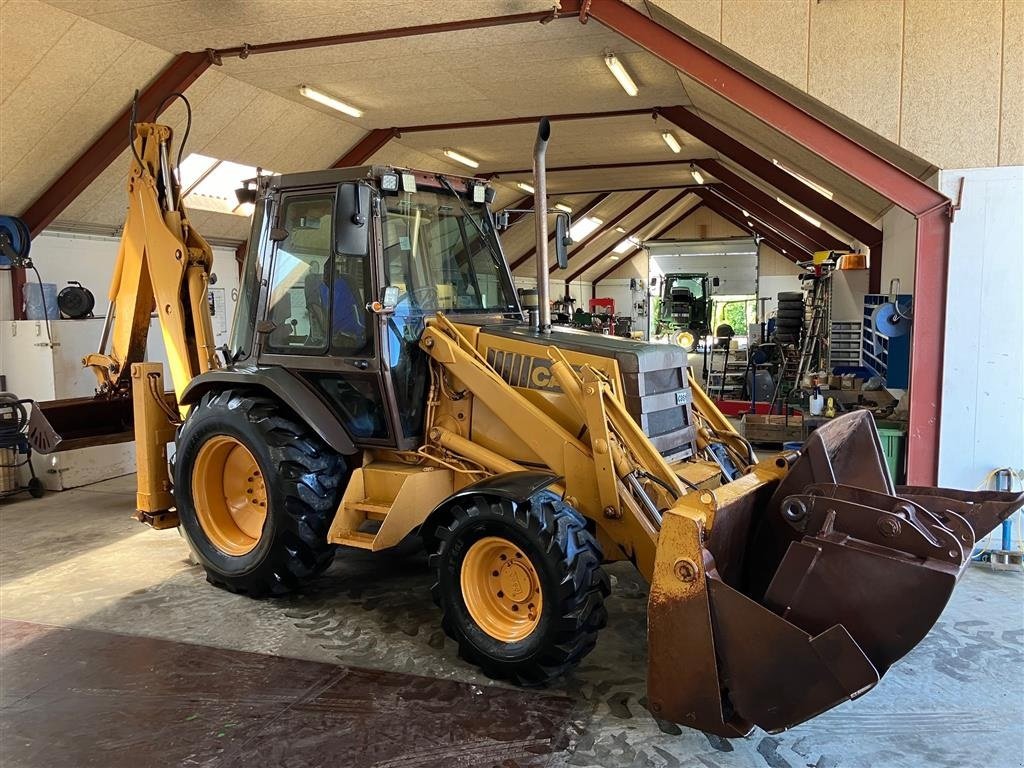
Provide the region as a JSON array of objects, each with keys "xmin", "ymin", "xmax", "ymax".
[
  {"xmin": 695, "ymin": 159, "xmax": 852, "ymax": 252},
  {"xmin": 695, "ymin": 190, "xmax": 810, "ymax": 262},
  {"xmin": 510, "ymin": 193, "xmax": 610, "ymax": 270},
  {"xmin": 585, "ymin": 0, "xmax": 948, "ymax": 483},
  {"xmin": 659, "ymin": 105, "xmax": 885, "ymax": 292},
  {"xmin": 212, "ymin": 3, "xmax": 583, "ymax": 59},
  {"xmin": 14, "ymin": 50, "xmax": 211, "ymax": 319},
  {"xmin": 398, "ymin": 108, "xmax": 653, "ymax": 133},
  {"xmin": 555, "ymin": 191, "xmax": 659, "ymax": 276},
  {"xmin": 564, "ymin": 191, "xmax": 687, "ymax": 281},
  {"xmin": 702, "ymin": 184, "xmax": 834, "ymax": 256},
  {"xmin": 592, "ymin": 202, "xmax": 706, "ymax": 286},
  {"xmin": 332, "ymin": 128, "xmax": 401, "ymax": 167}
]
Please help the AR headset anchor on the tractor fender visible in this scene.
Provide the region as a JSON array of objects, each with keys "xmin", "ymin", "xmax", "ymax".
[
  {"xmin": 179, "ymin": 367, "xmax": 357, "ymax": 455},
  {"xmin": 419, "ymin": 470, "xmax": 562, "ymax": 549}
]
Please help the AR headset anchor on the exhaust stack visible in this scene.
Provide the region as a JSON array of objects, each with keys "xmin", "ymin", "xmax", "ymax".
[{"xmin": 533, "ymin": 118, "xmax": 552, "ymax": 333}]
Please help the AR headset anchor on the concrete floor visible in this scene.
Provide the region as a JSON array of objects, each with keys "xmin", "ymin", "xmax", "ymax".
[{"xmin": 1, "ymin": 475, "xmax": 1022, "ymax": 768}]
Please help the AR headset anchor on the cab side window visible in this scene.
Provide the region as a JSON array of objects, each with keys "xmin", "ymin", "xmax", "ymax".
[{"xmin": 265, "ymin": 195, "xmax": 334, "ymax": 354}]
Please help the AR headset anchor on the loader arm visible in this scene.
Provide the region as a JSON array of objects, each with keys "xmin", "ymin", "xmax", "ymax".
[{"xmin": 418, "ymin": 314, "xmax": 1024, "ymax": 736}]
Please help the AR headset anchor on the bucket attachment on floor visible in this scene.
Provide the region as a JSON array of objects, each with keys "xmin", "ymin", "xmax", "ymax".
[{"xmin": 647, "ymin": 411, "xmax": 1024, "ymax": 736}]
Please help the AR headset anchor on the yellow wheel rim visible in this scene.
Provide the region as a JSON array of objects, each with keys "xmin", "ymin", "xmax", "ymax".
[
  {"xmin": 191, "ymin": 435, "xmax": 267, "ymax": 556},
  {"xmin": 461, "ymin": 536, "xmax": 543, "ymax": 642},
  {"xmin": 675, "ymin": 330, "xmax": 695, "ymax": 349}
]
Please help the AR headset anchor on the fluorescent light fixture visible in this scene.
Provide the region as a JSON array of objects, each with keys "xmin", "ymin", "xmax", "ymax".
[
  {"xmin": 741, "ymin": 209, "xmax": 749, "ymax": 218},
  {"xmin": 772, "ymin": 159, "xmax": 834, "ymax": 199},
  {"xmin": 614, "ymin": 226, "xmax": 627, "ymax": 233},
  {"xmin": 746, "ymin": 220, "xmax": 754, "ymax": 227},
  {"xmin": 604, "ymin": 53, "xmax": 638, "ymax": 96},
  {"xmin": 179, "ymin": 153, "xmax": 271, "ymax": 217},
  {"xmin": 299, "ymin": 85, "xmax": 363, "ymax": 118},
  {"xmin": 443, "ymin": 148, "xmax": 479, "ymax": 169},
  {"xmin": 554, "ymin": 202, "xmax": 573, "ymax": 213},
  {"xmin": 517, "ymin": 181, "xmax": 535, "ymax": 194},
  {"xmin": 661, "ymin": 131, "xmax": 682, "ymax": 153},
  {"xmin": 609, "ymin": 255, "xmax": 620, "ymax": 261},
  {"xmin": 569, "ymin": 216, "xmax": 603, "ymax": 240},
  {"xmin": 690, "ymin": 165, "xmax": 705, "ymax": 185},
  {"xmin": 777, "ymin": 197, "xmax": 822, "ymax": 227},
  {"xmin": 613, "ymin": 236, "xmax": 640, "ymax": 254}
]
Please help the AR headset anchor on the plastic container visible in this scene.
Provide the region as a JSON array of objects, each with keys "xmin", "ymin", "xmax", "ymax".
[
  {"xmin": 24, "ymin": 282, "xmax": 59, "ymax": 320},
  {"xmin": 783, "ymin": 441, "xmax": 803, "ymax": 452},
  {"xmin": 876, "ymin": 426, "xmax": 907, "ymax": 484},
  {"xmin": 809, "ymin": 389, "xmax": 824, "ymax": 416}
]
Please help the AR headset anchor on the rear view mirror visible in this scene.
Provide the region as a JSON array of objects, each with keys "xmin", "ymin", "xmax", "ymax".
[
  {"xmin": 554, "ymin": 212, "xmax": 570, "ymax": 270},
  {"xmin": 335, "ymin": 183, "xmax": 371, "ymax": 256}
]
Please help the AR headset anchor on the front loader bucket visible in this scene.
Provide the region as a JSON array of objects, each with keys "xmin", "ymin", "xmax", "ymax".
[
  {"xmin": 27, "ymin": 396, "xmax": 135, "ymax": 453},
  {"xmin": 647, "ymin": 411, "xmax": 1024, "ymax": 736}
]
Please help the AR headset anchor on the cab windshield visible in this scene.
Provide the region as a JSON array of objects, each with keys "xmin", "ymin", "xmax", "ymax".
[{"xmin": 381, "ymin": 188, "xmax": 518, "ymax": 315}]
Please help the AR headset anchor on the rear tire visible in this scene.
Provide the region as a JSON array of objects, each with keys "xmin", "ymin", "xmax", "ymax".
[
  {"xmin": 431, "ymin": 490, "xmax": 610, "ymax": 685},
  {"xmin": 174, "ymin": 389, "xmax": 345, "ymax": 597}
]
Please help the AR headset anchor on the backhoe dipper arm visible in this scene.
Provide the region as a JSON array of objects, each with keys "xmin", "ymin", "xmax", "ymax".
[{"xmin": 83, "ymin": 122, "xmax": 219, "ymax": 404}]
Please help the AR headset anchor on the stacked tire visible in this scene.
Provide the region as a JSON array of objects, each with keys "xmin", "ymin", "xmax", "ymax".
[{"xmin": 774, "ymin": 291, "xmax": 804, "ymax": 344}]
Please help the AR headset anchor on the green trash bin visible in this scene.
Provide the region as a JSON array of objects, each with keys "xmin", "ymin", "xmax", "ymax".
[{"xmin": 876, "ymin": 426, "xmax": 907, "ymax": 484}]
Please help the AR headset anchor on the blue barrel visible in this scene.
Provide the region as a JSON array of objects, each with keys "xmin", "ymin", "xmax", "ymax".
[
  {"xmin": 24, "ymin": 282, "xmax": 59, "ymax": 320},
  {"xmin": 783, "ymin": 441, "xmax": 803, "ymax": 452}
]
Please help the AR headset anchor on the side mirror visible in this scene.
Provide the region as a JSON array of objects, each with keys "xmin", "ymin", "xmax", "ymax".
[
  {"xmin": 335, "ymin": 183, "xmax": 371, "ymax": 256},
  {"xmin": 554, "ymin": 212, "xmax": 570, "ymax": 270},
  {"xmin": 369, "ymin": 285, "xmax": 400, "ymax": 315},
  {"xmin": 381, "ymin": 285, "xmax": 399, "ymax": 310}
]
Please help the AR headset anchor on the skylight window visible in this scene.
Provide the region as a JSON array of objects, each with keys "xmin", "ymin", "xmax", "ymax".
[
  {"xmin": 178, "ymin": 153, "xmax": 271, "ymax": 217},
  {"xmin": 772, "ymin": 159, "xmax": 834, "ymax": 200},
  {"xmin": 776, "ymin": 197, "xmax": 822, "ymax": 228},
  {"xmin": 569, "ymin": 216, "xmax": 603, "ymax": 240}
]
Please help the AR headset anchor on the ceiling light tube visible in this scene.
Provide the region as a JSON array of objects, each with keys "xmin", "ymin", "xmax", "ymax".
[
  {"xmin": 554, "ymin": 202, "xmax": 573, "ymax": 213},
  {"xmin": 604, "ymin": 53, "xmax": 638, "ymax": 96},
  {"xmin": 517, "ymin": 181, "xmax": 535, "ymax": 194},
  {"xmin": 661, "ymin": 131, "xmax": 682, "ymax": 153},
  {"xmin": 690, "ymin": 164, "xmax": 705, "ymax": 185},
  {"xmin": 299, "ymin": 85, "xmax": 363, "ymax": 118},
  {"xmin": 443, "ymin": 148, "xmax": 479, "ymax": 169}
]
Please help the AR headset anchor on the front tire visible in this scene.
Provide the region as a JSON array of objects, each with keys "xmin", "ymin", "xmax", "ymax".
[
  {"xmin": 431, "ymin": 490, "xmax": 610, "ymax": 685},
  {"xmin": 174, "ymin": 389, "xmax": 345, "ymax": 597}
]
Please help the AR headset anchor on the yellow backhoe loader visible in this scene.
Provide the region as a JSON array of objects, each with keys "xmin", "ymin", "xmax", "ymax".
[{"xmin": 25, "ymin": 107, "xmax": 1023, "ymax": 737}]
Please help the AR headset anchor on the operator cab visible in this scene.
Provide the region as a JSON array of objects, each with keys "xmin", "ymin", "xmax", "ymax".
[{"xmin": 230, "ymin": 166, "xmax": 522, "ymax": 451}]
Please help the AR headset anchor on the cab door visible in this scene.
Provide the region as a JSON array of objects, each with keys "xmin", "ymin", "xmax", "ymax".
[{"xmin": 256, "ymin": 184, "xmax": 398, "ymax": 447}]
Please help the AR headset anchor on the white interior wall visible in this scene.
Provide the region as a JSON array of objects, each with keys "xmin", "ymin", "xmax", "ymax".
[
  {"xmin": 937, "ymin": 167, "xmax": 1024, "ymax": 510},
  {"xmin": 756, "ymin": 244, "xmax": 804, "ymax": 317},
  {"xmin": 877, "ymin": 204, "xmax": 917, "ymax": 293},
  {"xmin": 0, "ymin": 231, "xmax": 240, "ymax": 489}
]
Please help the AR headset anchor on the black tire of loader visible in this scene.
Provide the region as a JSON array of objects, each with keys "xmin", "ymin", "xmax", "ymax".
[
  {"xmin": 174, "ymin": 389, "xmax": 344, "ymax": 597},
  {"xmin": 430, "ymin": 490, "xmax": 610, "ymax": 686}
]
